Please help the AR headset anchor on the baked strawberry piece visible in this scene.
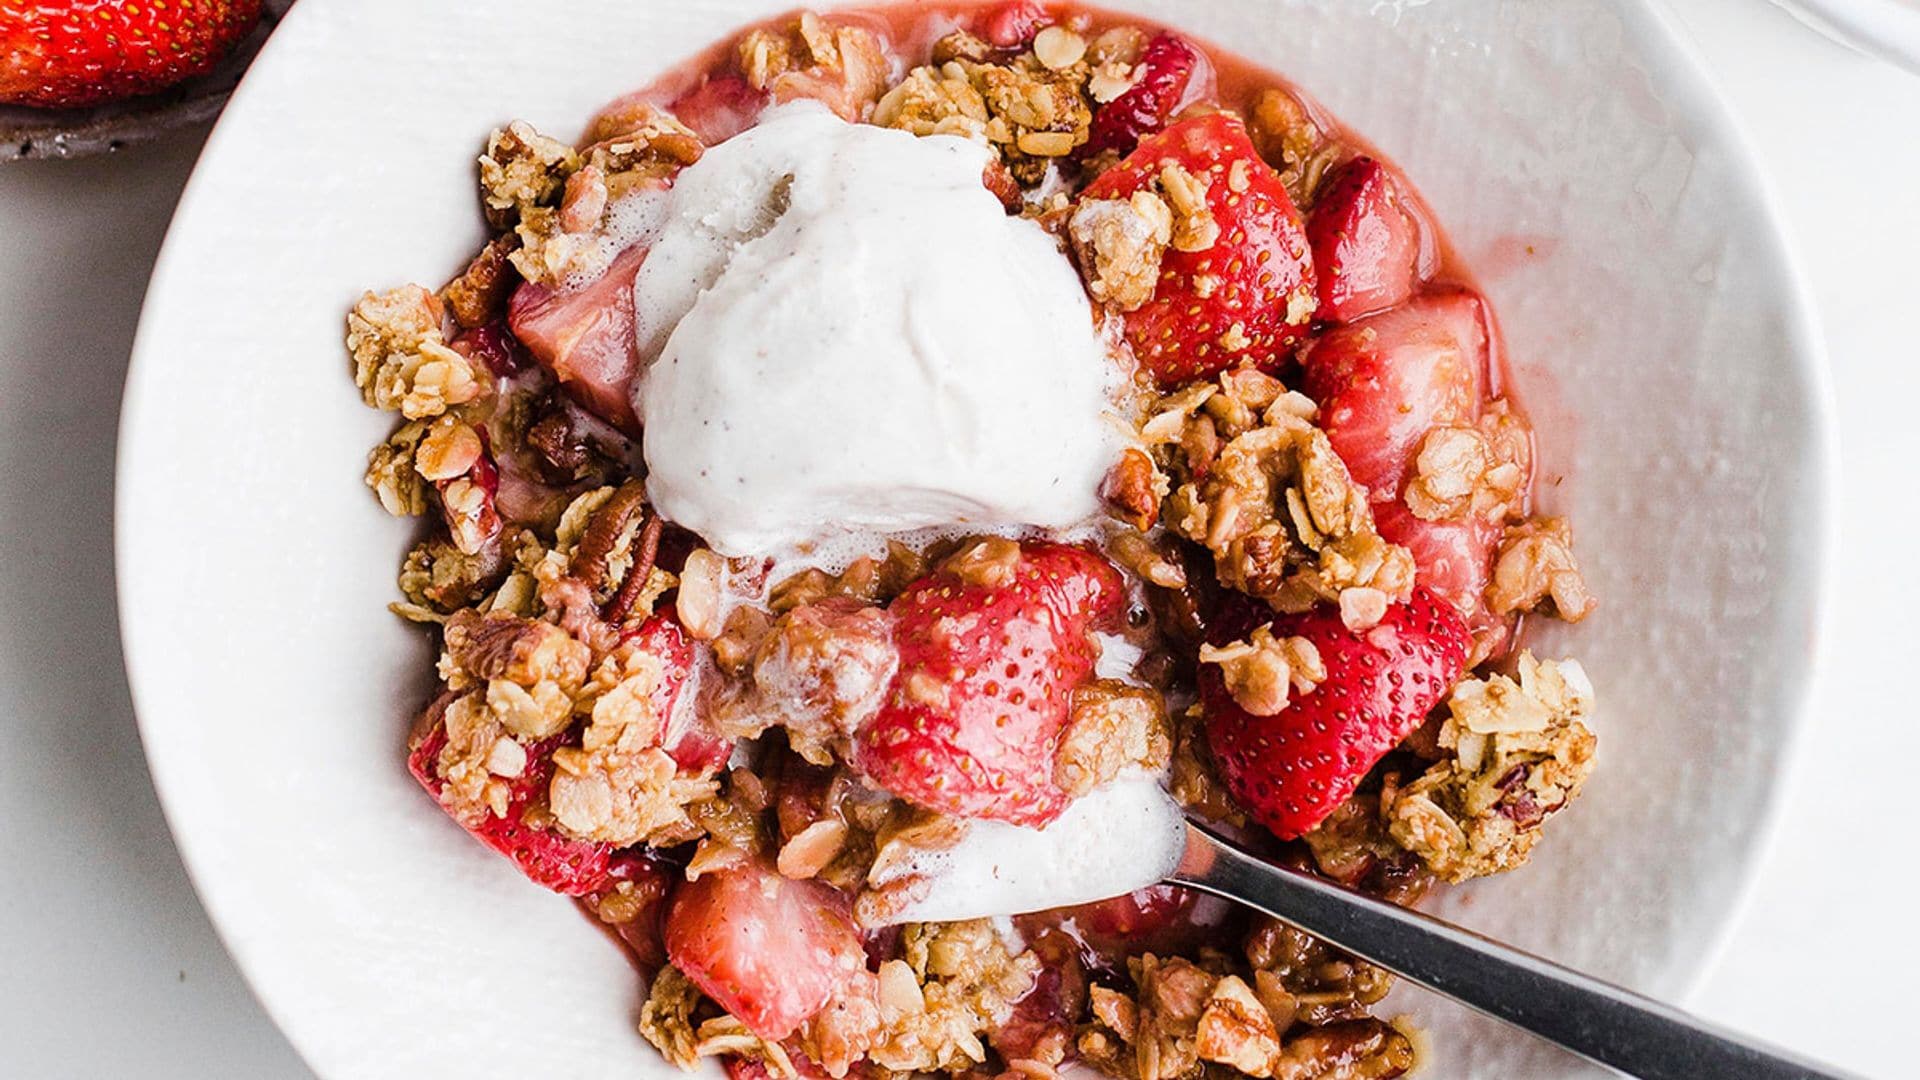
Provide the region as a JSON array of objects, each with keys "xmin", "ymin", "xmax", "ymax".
[
  {"xmin": 589, "ymin": 849, "xmax": 677, "ymax": 970},
  {"xmin": 1081, "ymin": 113, "xmax": 1316, "ymax": 385},
  {"xmin": 664, "ymin": 860, "xmax": 870, "ymax": 1041},
  {"xmin": 407, "ymin": 612, "xmax": 700, "ymax": 896},
  {"xmin": 407, "ymin": 714, "xmax": 614, "ymax": 897},
  {"xmin": 1201, "ymin": 588, "xmax": 1470, "ymax": 839},
  {"xmin": 1081, "ymin": 32, "xmax": 1202, "ymax": 160},
  {"xmin": 0, "ymin": 0, "xmax": 261, "ymax": 108},
  {"xmin": 978, "ymin": 0, "xmax": 1052, "ymax": 48},
  {"xmin": 507, "ymin": 243, "xmax": 649, "ymax": 436},
  {"xmin": 1307, "ymin": 156, "xmax": 1421, "ymax": 323},
  {"xmin": 665, "ymin": 75, "xmax": 771, "ymax": 146},
  {"xmin": 1304, "ymin": 290, "xmax": 1503, "ymax": 623},
  {"xmin": 1303, "ymin": 289, "xmax": 1489, "ymax": 499},
  {"xmin": 853, "ymin": 540, "xmax": 1125, "ymax": 826}
]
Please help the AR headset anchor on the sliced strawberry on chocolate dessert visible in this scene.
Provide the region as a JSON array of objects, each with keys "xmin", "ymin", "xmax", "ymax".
[
  {"xmin": 1307, "ymin": 156, "xmax": 1421, "ymax": 323},
  {"xmin": 664, "ymin": 859, "xmax": 870, "ymax": 1041},
  {"xmin": 853, "ymin": 540, "xmax": 1125, "ymax": 826},
  {"xmin": 1200, "ymin": 587, "xmax": 1469, "ymax": 839},
  {"xmin": 1080, "ymin": 112, "xmax": 1316, "ymax": 385}
]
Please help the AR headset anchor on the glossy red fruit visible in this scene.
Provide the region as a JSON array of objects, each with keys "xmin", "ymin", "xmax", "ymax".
[
  {"xmin": 664, "ymin": 861, "xmax": 868, "ymax": 1041},
  {"xmin": 854, "ymin": 543, "xmax": 1125, "ymax": 826},
  {"xmin": 1373, "ymin": 501, "xmax": 1503, "ymax": 644},
  {"xmin": 0, "ymin": 0, "xmax": 261, "ymax": 108},
  {"xmin": 590, "ymin": 849, "xmax": 676, "ymax": 971},
  {"xmin": 508, "ymin": 242, "xmax": 650, "ymax": 436},
  {"xmin": 407, "ymin": 705, "xmax": 613, "ymax": 897},
  {"xmin": 1081, "ymin": 113, "xmax": 1317, "ymax": 385},
  {"xmin": 1074, "ymin": 884, "xmax": 1196, "ymax": 941},
  {"xmin": 1307, "ymin": 157, "xmax": 1420, "ymax": 323},
  {"xmin": 627, "ymin": 614, "xmax": 732, "ymax": 774},
  {"xmin": 1302, "ymin": 289, "xmax": 1489, "ymax": 499},
  {"xmin": 434, "ymin": 433, "xmax": 502, "ymax": 554},
  {"xmin": 667, "ymin": 74, "xmax": 770, "ymax": 145},
  {"xmin": 1081, "ymin": 33, "xmax": 1201, "ymax": 159},
  {"xmin": 991, "ymin": 924, "xmax": 1086, "ymax": 1062},
  {"xmin": 1201, "ymin": 587, "xmax": 1470, "ymax": 840},
  {"xmin": 980, "ymin": 0, "xmax": 1050, "ymax": 47}
]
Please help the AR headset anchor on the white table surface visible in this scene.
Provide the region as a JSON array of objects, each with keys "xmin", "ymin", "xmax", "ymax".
[{"xmin": 1, "ymin": 1, "xmax": 1913, "ymax": 1076}]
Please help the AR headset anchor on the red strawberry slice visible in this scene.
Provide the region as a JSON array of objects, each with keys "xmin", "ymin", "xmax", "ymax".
[
  {"xmin": 451, "ymin": 321, "xmax": 533, "ymax": 378},
  {"xmin": 979, "ymin": 0, "xmax": 1051, "ymax": 47},
  {"xmin": 1074, "ymin": 884, "xmax": 1197, "ymax": 942},
  {"xmin": 1373, "ymin": 501, "xmax": 1502, "ymax": 642},
  {"xmin": 1307, "ymin": 157, "xmax": 1420, "ymax": 323},
  {"xmin": 0, "ymin": 0, "xmax": 261, "ymax": 108},
  {"xmin": 1081, "ymin": 33, "xmax": 1201, "ymax": 160},
  {"xmin": 407, "ymin": 705, "xmax": 613, "ymax": 897},
  {"xmin": 627, "ymin": 614, "xmax": 733, "ymax": 774},
  {"xmin": 666, "ymin": 75, "xmax": 770, "ymax": 146},
  {"xmin": 406, "ymin": 614, "xmax": 704, "ymax": 895},
  {"xmin": 1201, "ymin": 587, "xmax": 1469, "ymax": 840},
  {"xmin": 434, "ymin": 432, "xmax": 502, "ymax": 555},
  {"xmin": 853, "ymin": 542, "xmax": 1125, "ymax": 826},
  {"xmin": 507, "ymin": 242, "xmax": 649, "ymax": 436},
  {"xmin": 1081, "ymin": 113, "xmax": 1316, "ymax": 385},
  {"xmin": 664, "ymin": 860, "xmax": 869, "ymax": 1041},
  {"xmin": 1302, "ymin": 288, "xmax": 1489, "ymax": 499}
]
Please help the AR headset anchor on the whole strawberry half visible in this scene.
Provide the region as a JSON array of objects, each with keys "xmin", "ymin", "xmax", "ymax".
[
  {"xmin": 664, "ymin": 859, "xmax": 869, "ymax": 1041},
  {"xmin": 1200, "ymin": 587, "xmax": 1469, "ymax": 840},
  {"xmin": 1081, "ymin": 112, "xmax": 1316, "ymax": 386},
  {"xmin": 0, "ymin": 0, "xmax": 263, "ymax": 109},
  {"xmin": 853, "ymin": 542, "xmax": 1125, "ymax": 826}
]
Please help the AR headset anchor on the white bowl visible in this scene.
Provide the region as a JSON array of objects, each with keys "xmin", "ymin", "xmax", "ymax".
[
  {"xmin": 116, "ymin": 1, "xmax": 1832, "ymax": 1077},
  {"xmin": 1771, "ymin": 0, "xmax": 1920, "ymax": 74}
]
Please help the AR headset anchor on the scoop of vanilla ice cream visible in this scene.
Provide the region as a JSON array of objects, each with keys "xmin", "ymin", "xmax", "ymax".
[
  {"xmin": 880, "ymin": 777, "xmax": 1189, "ymax": 924},
  {"xmin": 634, "ymin": 102, "xmax": 1121, "ymax": 558}
]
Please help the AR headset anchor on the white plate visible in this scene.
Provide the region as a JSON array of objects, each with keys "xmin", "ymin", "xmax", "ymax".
[{"xmin": 116, "ymin": 1, "xmax": 1833, "ymax": 1077}]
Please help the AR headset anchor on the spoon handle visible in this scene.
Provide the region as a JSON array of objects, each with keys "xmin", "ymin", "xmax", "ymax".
[{"xmin": 1170, "ymin": 823, "xmax": 1850, "ymax": 1080}]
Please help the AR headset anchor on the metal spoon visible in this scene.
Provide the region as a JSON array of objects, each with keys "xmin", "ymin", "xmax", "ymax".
[{"xmin": 1173, "ymin": 820, "xmax": 1853, "ymax": 1080}]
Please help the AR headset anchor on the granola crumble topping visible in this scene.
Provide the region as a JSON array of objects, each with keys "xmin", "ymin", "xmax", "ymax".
[
  {"xmin": 1385, "ymin": 653, "xmax": 1598, "ymax": 882},
  {"xmin": 347, "ymin": 285, "xmax": 482, "ymax": 419},
  {"xmin": 1152, "ymin": 371, "xmax": 1416, "ymax": 617},
  {"xmin": 1486, "ymin": 516, "xmax": 1598, "ymax": 623},
  {"xmin": 1198, "ymin": 627, "xmax": 1325, "ymax": 717}
]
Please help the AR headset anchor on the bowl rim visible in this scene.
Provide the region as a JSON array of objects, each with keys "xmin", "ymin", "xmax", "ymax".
[
  {"xmin": 113, "ymin": 0, "xmax": 1839, "ymax": 1072},
  {"xmin": 1636, "ymin": 0, "xmax": 1839, "ymax": 1003}
]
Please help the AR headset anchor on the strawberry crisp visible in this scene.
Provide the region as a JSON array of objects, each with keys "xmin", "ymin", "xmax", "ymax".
[{"xmin": 345, "ymin": 4, "xmax": 1600, "ymax": 1078}]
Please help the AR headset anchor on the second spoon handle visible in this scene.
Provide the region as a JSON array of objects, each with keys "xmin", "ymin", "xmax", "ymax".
[{"xmin": 1170, "ymin": 823, "xmax": 1847, "ymax": 1080}]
